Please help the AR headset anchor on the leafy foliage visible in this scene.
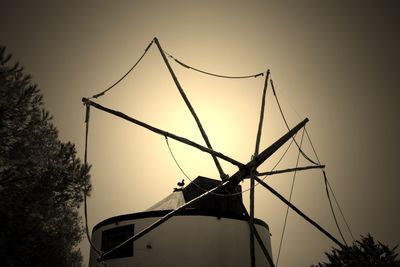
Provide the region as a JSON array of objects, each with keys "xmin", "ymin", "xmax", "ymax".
[
  {"xmin": 0, "ymin": 46, "xmax": 91, "ymax": 266},
  {"xmin": 312, "ymin": 234, "xmax": 400, "ymax": 267}
]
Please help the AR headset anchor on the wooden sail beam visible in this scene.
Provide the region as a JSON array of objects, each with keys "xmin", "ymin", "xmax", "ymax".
[
  {"xmin": 82, "ymin": 98, "xmax": 245, "ymax": 169},
  {"xmin": 153, "ymin": 38, "xmax": 227, "ymax": 181},
  {"xmin": 249, "ymin": 118, "xmax": 308, "ymax": 170},
  {"xmin": 254, "ymin": 69, "xmax": 270, "ymax": 156},
  {"xmin": 227, "ymin": 118, "xmax": 309, "ymax": 186},
  {"xmin": 256, "ymin": 165, "xmax": 326, "ymax": 176},
  {"xmin": 254, "ymin": 176, "xmax": 345, "ymax": 249}
]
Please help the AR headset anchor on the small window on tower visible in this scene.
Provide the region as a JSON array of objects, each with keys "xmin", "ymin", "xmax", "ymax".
[{"xmin": 101, "ymin": 224, "xmax": 135, "ymax": 260}]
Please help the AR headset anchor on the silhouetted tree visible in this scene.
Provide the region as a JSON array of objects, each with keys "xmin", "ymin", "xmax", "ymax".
[
  {"xmin": 312, "ymin": 234, "xmax": 400, "ymax": 267},
  {"xmin": 0, "ymin": 46, "xmax": 91, "ymax": 266}
]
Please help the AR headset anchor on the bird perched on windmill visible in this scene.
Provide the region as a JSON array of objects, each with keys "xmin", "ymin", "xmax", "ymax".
[{"xmin": 173, "ymin": 179, "xmax": 185, "ymax": 192}]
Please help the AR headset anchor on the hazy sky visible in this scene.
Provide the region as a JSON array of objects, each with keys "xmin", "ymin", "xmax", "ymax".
[{"xmin": 2, "ymin": 1, "xmax": 400, "ymax": 266}]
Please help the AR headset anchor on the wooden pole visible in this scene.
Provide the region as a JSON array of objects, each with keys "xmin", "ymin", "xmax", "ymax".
[
  {"xmin": 249, "ymin": 170, "xmax": 256, "ymax": 267},
  {"xmin": 254, "ymin": 176, "xmax": 345, "ymax": 249},
  {"xmin": 228, "ymin": 118, "xmax": 309, "ymax": 186},
  {"xmin": 254, "ymin": 69, "xmax": 270, "ymax": 156},
  {"xmin": 153, "ymin": 38, "xmax": 227, "ymax": 181},
  {"xmin": 239, "ymin": 200, "xmax": 275, "ymax": 267},
  {"xmin": 249, "ymin": 118, "xmax": 308, "ymax": 170},
  {"xmin": 250, "ymin": 69, "xmax": 270, "ymax": 267},
  {"xmin": 82, "ymin": 98, "xmax": 245, "ymax": 169},
  {"xmin": 256, "ymin": 165, "xmax": 325, "ymax": 176}
]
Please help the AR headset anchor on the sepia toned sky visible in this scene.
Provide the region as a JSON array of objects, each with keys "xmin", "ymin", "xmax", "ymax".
[{"xmin": 2, "ymin": 1, "xmax": 400, "ymax": 266}]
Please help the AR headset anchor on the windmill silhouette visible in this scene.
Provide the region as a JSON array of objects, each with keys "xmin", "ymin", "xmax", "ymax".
[{"xmin": 83, "ymin": 38, "xmax": 346, "ymax": 267}]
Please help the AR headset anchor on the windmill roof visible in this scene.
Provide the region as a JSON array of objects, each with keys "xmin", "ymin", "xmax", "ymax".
[
  {"xmin": 146, "ymin": 176, "xmax": 245, "ymax": 216},
  {"xmin": 146, "ymin": 190, "xmax": 185, "ymax": 211}
]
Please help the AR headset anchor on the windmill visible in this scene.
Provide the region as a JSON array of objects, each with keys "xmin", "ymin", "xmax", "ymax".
[{"xmin": 83, "ymin": 38, "xmax": 349, "ymax": 267}]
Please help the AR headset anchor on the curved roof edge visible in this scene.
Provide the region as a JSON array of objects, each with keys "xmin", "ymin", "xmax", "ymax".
[{"xmin": 93, "ymin": 209, "xmax": 269, "ymax": 232}]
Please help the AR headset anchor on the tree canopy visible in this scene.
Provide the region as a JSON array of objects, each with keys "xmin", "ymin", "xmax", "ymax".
[
  {"xmin": 313, "ymin": 234, "xmax": 400, "ymax": 267},
  {"xmin": 0, "ymin": 46, "xmax": 91, "ymax": 266}
]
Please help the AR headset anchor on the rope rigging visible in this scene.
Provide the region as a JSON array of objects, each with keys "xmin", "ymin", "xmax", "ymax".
[
  {"xmin": 260, "ymin": 74, "xmax": 353, "ymax": 257},
  {"xmin": 254, "ymin": 176, "xmax": 346, "ymax": 249},
  {"xmin": 90, "ymin": 39, "xmax": 154, "ymax": 99},
  {"xmin": 269, "ymin": 77, "xmax": 353, "ymax": 252},
  {"xmin": 163, "ymin": 49, "xmax": 265, "ymax": 79},
  {"xmin": 275, "ymin": 127, "xmax": 305, "ymax": 266},
  {"xmin": 323, "ymin": 169, "xmax": 348, "ymax": 246},
  {"xmin": 305, "ymin": 128, "xmax": 354, "ymax": 242},
  {"xmin": 326, "ymin": 178, "xmax": 355, "ymax": 241},
  {"xmin": 270, "ymin": 78, "xmax": 319, "ymax": 166}
]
